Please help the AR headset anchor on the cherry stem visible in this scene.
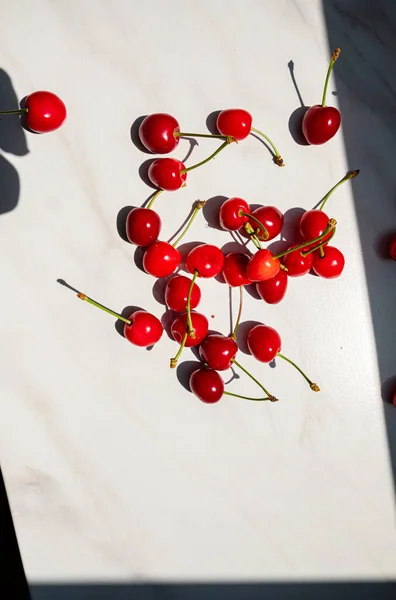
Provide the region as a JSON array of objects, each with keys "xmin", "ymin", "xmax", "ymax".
[
  {"xmin": 231, "ymin": 358, "xmax": 278, "ymax": 402},
  {"xmin": 301, "ymin": 227, "xmax": 336, "ymax": 257},
  {"xmin": 319, "ymin": 170, "xmax": 359, "ymax": 211},
  {"xmin": 319, "ymin": 246, "xmax": 325, "ymax": 258},
  {"xmin": 175, "ymin": 132, "xmax": 228, "ymax": 140},
  {"xmin": 250, "ymin": 127, "xmax": 284, "ymax": 167},
  {"xmin": 186, "ymin": 271, "xmax": 198, "ymax": 338},
  {"xmin": 273, "ymin": 219, "xmax": 336, "ymax": 259},
  {"xmin": 224, "ymin": 391, "xmax": 278, "ymax": 402},
  {"xmin": 240, "ymin": 211, "xmax": 269, "ymax": 240},
  {"xmin": 180, "ymin": 139, "xmax": 234, "ymax": 175},
  {"xmin": 0, "ymin": 108, "xmax": 28, "ymax": 116},
  {"xmin": 172, "ymin": 200, "xmax": 205, "ymax": 248},
  {"xmin": 230, "ymin": 286, "xmax": 243, "ymax": 340},
  {"xmin": 321, "ymin": 47, "xmax": 341, "ymax": 107},
  {"xmin": 244, "ymin": 222, "xmax": 262, "ymax": 249},
  {"xmin": 277, "ymin": 353, "xmax": 320, "ymax": 392},
  {"xmin": 146, "ymin": 189, "xmax": 163, "ymax": 210},
  {"xmin": 77, "ymin": 293, "xmax": 131, "ymax": 324},
  {"xmin": 170, "ymin": 331, "xmax": 188, "ymax": 369}
]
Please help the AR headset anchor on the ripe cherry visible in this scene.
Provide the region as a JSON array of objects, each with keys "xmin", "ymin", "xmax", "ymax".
[
  {"xmin": 282, "ymin": 245, "xmax": 313, "ymax": 276},
  {"xmin": 248, "ymin": 206, "xmax": 284, "ymax": 241},
  {"xmin": 312, "ymin": 246, "xmax": 345, "ymax": 278},
  {"xmin": 219, "ymin": 197, "xmax": 250, "ymax": 231},
  {"xmin": 126, "ymin": 207, "xmax": 161, "ymax": 246},
  {"xmin": 199, "ymin": 334, "xmax": 238, "ymax": 371},
  {"xmin": 217, "ymin": 109, "xmax": 252, "ymax": 141},
  {"xmin": 143, "ymin": 241, "xmax": 181, "ymax": 278},
  {"xmin": 186, "ymin": 244, "xmax": 224, "ymax": 278},
  {"xmin": 393, "ymin": 390, "xmax": 396, "ymax": 408},
  {"xmin": 256, "ymin": 269, "xmax": 288, "ymax": 304},
  {"xmin": 222, "ymin": 252, "xmax": 251, "ymax": 287},
  {"xmin": 189, "ymin": 368, "xmax": 224, "ymax": 404},
  {"xmin": 389, "ymin": 235, "xmax": 396, "ymax": 261},
  {"xmin": 171, "ymin": 312, "xmax": 209, "ymax": 348},
  {"xmin": 124, "ymin": 310, "xmax": 163, "ymax": 347},
  {"xmin": 246, "ymin": 249, "xmax": 280, "ymax": 282},
  {"xmin": 139, "ymin": 113, "xmax": 180, "ymax": 154},
  {"xmin": 0, "ymin": 91, "xmax": 67, "ymax": 133},
  {"xmin": 302, "ymin": 48, "xmax": 341, "ymax": 145},
  {"xmin": 165, "ymin": 275, "xmax": 201, "ymax": 312},
  {"xmin": 148, "ymin": 158, "xmax": 187, "ymax": 191}
]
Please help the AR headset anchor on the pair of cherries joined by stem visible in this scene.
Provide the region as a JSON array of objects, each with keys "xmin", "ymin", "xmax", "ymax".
[{"xmin": 0, "ymin": 90, "xmax": 66, "ymax": 133}]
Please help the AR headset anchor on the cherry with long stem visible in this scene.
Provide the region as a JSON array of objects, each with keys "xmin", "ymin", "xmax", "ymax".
[
  {"xmin": 170, "ymin": 200, "xmax": 205, "ymax": 248},
  {"xmin": 57, "ymin": 280, "xmax": 131, "ymax": 323},
  {"xmin": 318, "ymin": 170, "xmax": 359, "ymax": 211},
  {"xmin": 230, "ymin": 286, "xmax": 243, "ymax": 341},
  {"xmin": 321, "ymin": 48, "xmax": 341, "ymax": 107},
  {"xmin": 231, "ymin": 358, "xmax": 278, "ymax": 402},
  {"xmin": 277, "ymin": 353, "xmax": 319, "ymax": 392},
  {"xmin": 186, "ymin": 271, "xmax": 198, "ymax": 337},
  {"xmin": 180, "ymin": 139, "xmax": 235, "ymax": 175},
  {"xmin": 301, "ymin": 227, "xmax": 336, "ymax": 257},
  {"xmin": 273, "ymin": 219, "xmax": 336, "ymax": 260},
  {"xmin": 250, "ymin": 126, "xmax": 284, "ymax": 167}
]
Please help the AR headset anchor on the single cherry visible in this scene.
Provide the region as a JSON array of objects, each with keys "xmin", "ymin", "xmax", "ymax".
[
  {"xmin": 248, "ymin": 206, "xmax": 284, "ymax": 241},
  {"xmin": 171, "ymin": 312, "xmax": 209, "ymax": 347},
  {"xmin": 282, "ymin": 245, "xmax": 313, "ymax": 277},
  {"xmin": 256, "ymin": 269, "xmax": 288, "ymax": 304},
  {"xmin": 222, "ymin": 252, "xmax": 251, "ymax": 287},
  {"xmin": 165, "ymin": 275, "xmax": 201, "ymax": 312},
  {"xmin": 148, "ymin": 158, "xmax": 187, "ymax": 191},
  {"xmin": 139, "ymin": 113, "xmax": 180, "ymax": 154},
  {"xmin": 312, "ymin": 246, "xmax": 345, "ymax": 278},
  {"xmin": 189, "ymin": 368, "xmax": 224, "ymax": 404},
  {"xmin": 186, "ymin": 244, "xmax": 224, "ymax": 278},
  {"xmin": 199, "ymin": 334, "xmax": 238, "ymax": 371},
  {"xmin": 246, "ymin": 249, "xmax": 280, "ymax": 282},
  {"xmin": 126, "ymin": 208, "xmax": 161, "ymax": 246},
  {"xmin": 302, "ymin": 48, "xmax": 341, "ymax": 145},
  {"xmin": 143, "ymin": 241, "xmax": 181, "ymax": 278},
  {"xmin": 216, "ymin": 109, "xmax": 252, "ymax": 141},
  {"xmin": 0, "ymin": 91, "xmax": 68, "ymax": 133},
  {"xmin": 219, "ymin": 197, "xmax": 250, "ymax": 231},
  {"xmin": 124, "ymin": 310, "xmax": 163, "ymax": 347},
  {"xmin": 300, "ymin": 209, "xmax": 330, "ymax": 244},
  {"xmin": 389, "ymin": 235, "xmax": 396, "ymax": 260}
]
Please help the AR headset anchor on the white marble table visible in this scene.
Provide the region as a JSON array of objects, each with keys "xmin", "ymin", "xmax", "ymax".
[{"xmin": 1, "ymin": 0, "xmax": 396, "ymax": 591}]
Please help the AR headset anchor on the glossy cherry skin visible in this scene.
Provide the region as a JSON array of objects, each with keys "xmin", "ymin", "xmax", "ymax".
[
  {"xmin": 126, "ymin": 207, "xmax": 161, "ymax": 246},
  {"xmin": 248, "ymin": 206, "xmax": 284, "ymax": 241},
  {"xmin": 199, "ymin": 334, "xmax": 238, "ymax": 371},
  {"xmin": 190, "ymin": 368, "xmax": 224, "ymax": 404},
  {"xmin": 312, "ymin": 246, "xmax": 345, "ymax": 278},
  {"xmin": 389, "ymin": 235, "xmax": 396, "ymax": 260},
  {"xmin": 300, "ymin": 209, "xmax": 330, "ymax": 246},
  {"xmin": 148, "ymin": 158, "xmax": 187, "ymax": 191},
  {"xmin": 171, "ymin": 312, "xmax": 209, "ymax": 347},
  {"xmin": 256, "ymin": 269, "xmax": 288, "ymax": 304},
  {"xmin": 247, "ymin": 324, "xmax": 281, "ymax": 363},
  {"xmin": 302, "ymin": 105, "xmax": 341, "ymax": 145},
  {"xmin": 216, "ymin": 108, "xmax": 252, "ymax": 141},
  {"xmin": 139, "ymin": 113, "xmax": 180, "ymax": 154},
  {"xmin": 165, "ymin": 275, "xmax": 201, "ymax": 312},
  {"xmin": 246, "ymin": 249, "xmax": 280, "ymax": 282},
  {"xmin": 25, "ymin": 91, "xmax": 67, "ymax": 133},
  {"xmin": 282, "ymin": 246, "xmax": 313, "ymax": 277},
  {"xmin": 219, "ymin": 197, "xmax": 250, "ymax": 231},
  {"xmin": 186, "ymin": 244, "xmax": 224, "ymax": 278},
  {"xmin": 123, "ymin": 310, "xmax": 163, "ymax": 347},
  {"xmin": 222, "ymin": 252, "xmax": 251, "ymax": 287},
  {"xmin": 143, "ymin": 241, "xmax": 181, "ymax": 278}
]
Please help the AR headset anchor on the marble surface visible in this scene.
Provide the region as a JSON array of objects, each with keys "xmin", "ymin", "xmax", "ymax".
[{"xmin": 1, "ymin": 0, "xmax": 396, "ymax": 585}]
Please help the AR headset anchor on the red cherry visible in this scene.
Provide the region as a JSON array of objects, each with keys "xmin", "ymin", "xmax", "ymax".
[
  {"xmin": 143, "ymin": 241, "xmax": 181, "ymax": 278},
  {"xmin": 247, "ymin": 324, "xmax": 281, "ymax": 363},
  {"xmin": 190, "ymin": 368, "xmax": 224, "ymax": 404},
  {"xmin": 302, "ymin": 105, "xmax": 341, "ymax": 145},
  {"xmin": 219, "ymin": 197, "xmax": 250, "ymax": 231},
  {"xmin": 199, "ymin": 334, "xmax": 238, "ymax": 371},
  {"xmin": 222, "ymin": 253, "xmax": 251, "ymax": 287},
  {"xmin": 148, "ymin": 158, "xmax": 187, "ymax": 191},
  {"xmin": 246, "ymin": 249, "xmax": 280, "ymax": 282},
  {"xmin": 124, "ymin": 310, "xmax": 163, "ymax": 347},
  {"xmin": 126, "ymin": 207, "xmax": 161, "ymax": 246},
  {"xmin": 256, "ymin": 269, "xmax": 288, "ymax": 304},
  {"xmin": 25, "ymin": 91, "xmax": 66, "ymax": 133},
  {"xmin": 216, "ymin": 108, "xmax": 252, "ymax": 141},
  {"xmin": 312, "ymin": 246, "xmax": 345, "ymax": 278},
  {"xmin": 282, "ymin": 245, "xmax": 313, "ymax": 277},
  {"xmin": 389, "ymin": 235, "xmax": 396, "ymax": 260},
  {"xmin": 248, "ymin": 206, "xmax": 284, "ymax": 241},
  {"xmin": 165, "ymin": 275, "xmax": 201, "ymax": 312},
  {"xmin": 299, "ymin": 209, "xmax": 330, "ymax": 244},
  {"xmin": 138, "ymin": 113, "xmax": 180, "ymax": 154},
  {"xmin": 171, "ymin": 312, "xmax": 208, "ymax": 347},
  {"xmin": 186, "ymin": 244, "xmax": 224, "ymax": 278},
  {"xmin": 393, "ymin": 389, "xmax": 396, "ymax": 408}
]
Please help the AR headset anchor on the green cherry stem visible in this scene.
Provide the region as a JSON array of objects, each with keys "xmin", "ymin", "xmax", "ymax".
[
  {"xmin": 319, "ymin": 170, "xmax": 359, "ymax": 212},
  {"xmin": 301, "ymin": 227, "xmax": 336, "ymax": 257},
  {"xmin": 240, "ymin": 211, "xmax": 269, "ymax": 240},
  {"xmin": 230, "ymin": 285, "xmax": 243, "ymax": 340},
  {"xmin": 250, "ymin": 127, "xmax": 284, "ymax": 167},
  {"xmin": 277, "ymin": 353, "xmax": 320, "ymax": 392},
  {"xmin": 273, "ymin": 219, "xmax": 336, "ymax": 260},
  {"xmin": 186, "ymin": 271, "xmax": 198, "ymax": 338},
  {"xmin": 231, "ymin": 358, "xmax": 278, "ymax": 402},
  {"xmin": 171, "ymin": 200, "xmax": 205, "ymax": 248},
  {"xmin": 170, "ymin": 331, "xmax": 188, "ymax": 369},
  {"xmin": 146, "ymin": 189, "xmax": 164, "ymax": 210},
  {"xmin": 0, "ymin": 108, "xmax": 28, "ymax": 116},
  {"xmin": 244, "ymin": 222, "xmax": 262, "ymax": 250},
  {"xmin": 175, "ymin": 131, "xmax": 228, "ymax": 140},
  {"xmin": 224, "ymin": 391, "xmax": 278, "ymax": 402},
  {"xmin": 180, "ymin": 139, "xmax": 234, "ymax": 175},
  {"xmin": 321, "ymin": 47, "xmax": 341, "ymax": 107}
]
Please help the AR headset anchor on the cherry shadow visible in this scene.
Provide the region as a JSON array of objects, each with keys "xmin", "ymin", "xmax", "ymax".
[
  {"xmin": 281, "ymin": 207, "xmax": 306, "ymax": 243},
  {"xmin": 287, "ymin": 60, "xmax": 309, "ymax": 146},
  {"xmin": 133, "ymin": 246, "xmax": 146, "ymax": 272},
  {"xmin": 116, "ymin": 205, "xmax": 133, "ymax": 243},
  {"xmin": 244, "ymin": 283, "xmax": 261, "ymax": 301},
  {"xmin": 202, "ymin": 195, "xmax": 228, "ymax": 230},
  {"xmin": 236, "ymin": 320, "xmax": 262, "ymax": 355},
  {"xmin": 138, "ymin": 158, "xmax": 157, "ymax": 189},
  {"xmin": 161, "ymin": 309, "xmax": 178, "ymax": 340},
  {"xmin": 176, "ymin": 360, "xmax": 202, "ymax": 392},
  {"xmin": 152, "ymin": 276, "xmax": 171, "ymax": 306},
  {"xmin": 130, "ymin": 115, "xmax": 151, "ymax": 154},
  {"xmin": 167, "ymin": 204, "xmax": 196, "ymax": 245},
  {"xmin": 176, "ymin": 241, "xmax": 203, "ymax": 272},
  {"xmin": 206, "ymin": 110, "xmax": 221, "ymax": 135},
  {"xmin": 374, "ymin": 229, "xmax": 396, "ymax": 260}
]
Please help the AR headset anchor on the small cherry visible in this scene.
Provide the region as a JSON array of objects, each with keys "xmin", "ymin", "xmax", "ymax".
[
  {"xmin": 126, "ymin": 208, "xmax": 161, "ymax": 246},
  {"xmin": 389, "ymin": 235, "xmax": 396, "ymax": 261},
  {"xmin": 199, "ymin": 334, "xmax": 238, "ymax": 371},
  {"xmin": 256, "ymin": 269, "xmax": 288, "ymax": 304},
  {"xmin": 190, "ymin": 368, "xmax": 224, "ymax": 404},
  {"xmin": 302, "ymin": 48, "xmax": 341, "ymax": 145},
  {"xmin": 165, "ymin": 274, "xmax": 201, "ymax": 312},
  {"xmin": 282, "ymin": 244, "xmax": 313, "ymax": 277},
  {"xmin": 219, "ymin": 197, "xmax": 250, "ymax": 231},
  {"xmin": 0, "ymin": 91, "xmax": 67, "ymax": 133},
  {"xmin": 248, "ymin": 206, "xmax": 284, "ymax": 241},
  {"xmin": 222, "ymin": 252, "xmax": 251, "ymax": 287},
  {"xmin": 148, "ymin": 158, "xmax": 187, "ymax": 191},
  {"xmin": 246, "ymin": 249, "xmax": 281, "ymax": 282},
  {"xmin": 312, "ymin": 245, "xmax": 345, "ymax": 279},
  {"xmin": 139, "ymin": 113, "xmax": 180, "ymax": 154},
  {"xmin": 186, "ymin": 244, "xmax": 224, "ymax": 278}
]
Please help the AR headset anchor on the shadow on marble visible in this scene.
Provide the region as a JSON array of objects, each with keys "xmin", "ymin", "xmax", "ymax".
[
  {"xmin": 206, "ymin": 110, "xmax": 221, "ymax": 135},
  {"xmin": 287, "ymin": 59, "xmax": 309, "ymax": 146},
  {"xmin": 202, "ymin": 194, "xmax": 227, "ymax": 230},
  {"xmin": 176, "ymin": 359, "xmax": 202, "ymax": 391},
  {"xmin": 323, "ymin": 0, "xmax": 396, "ymax": 497},
  {"xmin": 235, "ymin": 320, "xmax": 261, "ymax": 355},
  {"xmin": 138, "ymin": 158, "xmax": 157, "ymax": 189}
]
